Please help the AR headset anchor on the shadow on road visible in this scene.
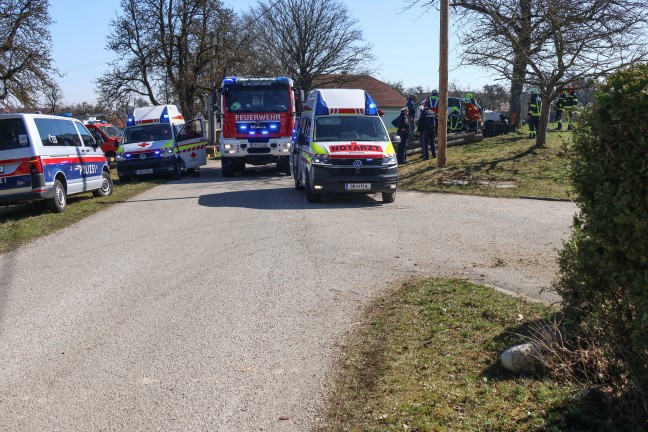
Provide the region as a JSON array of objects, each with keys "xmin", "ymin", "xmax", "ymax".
[{"xmin": 198, "ymin": 187, "xmax": 386, "ymax": 210}]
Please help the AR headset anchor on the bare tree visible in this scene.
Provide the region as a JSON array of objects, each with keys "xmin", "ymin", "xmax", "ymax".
[
  {"xmin": 410, "ymin": 0, "xmax": 648, "ymax": 144},
  {"xmin": 480, "ymin": 83, "xmax": 509, "ymax": 111},
  {"xmin": 42, "ymin": 82, "xmax": 63, "ymax": 114},
  {"xmin": 0, "ymin": 0, "xmax": 56, "ymax": 109},
  {"xmin": 97, "ymin": 0, "xmax": 238, "ymax": 118},
  {"xmin": 243, "ymin": 0, "xmax": 374, "ymax": 93}
]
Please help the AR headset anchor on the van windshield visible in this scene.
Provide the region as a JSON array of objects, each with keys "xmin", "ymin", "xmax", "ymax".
[
  {"xmin": 314, "ymin": 116, "xmax": 389, "ymax": 142},
  {"xmin": 0, "ymin": 118, "xmax": 29, "ymax": 151},
  {"xmin": 122, "ymin": 124, "xmax": 173, "ymax": 144}
]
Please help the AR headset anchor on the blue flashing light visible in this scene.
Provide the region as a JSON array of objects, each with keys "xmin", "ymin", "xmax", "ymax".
[
  {"xmin": 315, "ymin": 91, "xmax": 329, "ymax": 116},
  {"xmin": 126, "ymin": 115, "xmax": 135, "ymax": 126},
  {"xmin": 276, "ymin": 76, "xmax": 290, "ymax": 83},
  {"xmin": 365, "ymin": 92, "xmax": 379, "ymax": 116},
  {"xmin": 269, "ymin": 123, "xmax": 278, "ymax": 130},
  {"xmin": 250, "ymin": 131, "xmax": 256, "ymax": 135},
  {"xmin": 240, "ymin": 125, "xmax": 248, "ymax": 130},
  {"xmin": 160, "ymin": 106, "xmax": 170, "ymax": 123},
  {"xmin": 223, "ymin": 77, "xmax": 237, "ymax": 84},
  {"xmin": 126, "ymin": 154, "xmax": 132, "ymax": 158},
  {"xmin": 155, "ymin": 151, "xmax": 160, "ymax": 155},
  {"xmin": 262, "ymin": 130, "xmax": 269, "ymax": 135}
]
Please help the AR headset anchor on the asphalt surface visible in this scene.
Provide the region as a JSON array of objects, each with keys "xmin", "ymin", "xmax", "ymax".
[{"xmin": 0, "ymin": 159, "xmax": 577, "ymax": 431}]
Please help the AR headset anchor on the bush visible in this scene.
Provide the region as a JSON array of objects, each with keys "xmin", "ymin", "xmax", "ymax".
[{"xmin": 554, "ymin": 63, "xmax": 648, "ymax": 428}]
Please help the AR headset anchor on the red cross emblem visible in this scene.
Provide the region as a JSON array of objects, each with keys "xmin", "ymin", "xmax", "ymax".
[
  {"xmin": 190, "ymin": 152, "xmax": 197, "ymax": 159},
  {"xmin": 138, "ymin": 142, "xmax": 149, "ymax": 148}
]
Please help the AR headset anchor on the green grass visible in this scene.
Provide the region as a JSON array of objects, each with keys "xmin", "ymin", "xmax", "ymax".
[
  {"xmin": 318, "ymin": 278, "xmax": 583, "ymax": 431},
  {"xmin": 399, "ymin": 128, "xmax": 574, "ymax": 199},
  {"xmin": 0, "ymin": 169, "xmax": 162, "ymax": 254}
]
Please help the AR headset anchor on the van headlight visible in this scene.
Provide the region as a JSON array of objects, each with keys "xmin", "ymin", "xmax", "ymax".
[
  {"xmin": 159, "ymin": 147, "xmax": 174, "ymax": 157},
  {"xmin": 312, "ymin": 156, "xmax": 332, "ymax": 166},
  {"xmin": 383, "ymin": 155, "xmax": 397, "ymax": 166},
  {"xmin": 116, "ymin": 153, "xmax": 125, "ymax": 161}
]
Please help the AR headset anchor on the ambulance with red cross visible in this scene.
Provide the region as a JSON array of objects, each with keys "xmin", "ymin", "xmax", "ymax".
[
  {"xmin": 290, "ymin": 88, "xmax": 398, "ymax": 203},
  {"xmin": 116, "ymin": 105, "xmax": 207, "ymax": 181}
]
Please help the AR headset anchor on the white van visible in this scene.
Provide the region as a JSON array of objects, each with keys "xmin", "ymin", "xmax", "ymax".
[
  {"xmin": 291, "ymin": 88, "xmax": 398, "ymax": 203},
  {"xmin": 0, "ymin": 113, "xmax": 113, "ymax": 212},
  {"xmin": 117, "ymin": 105, "xmax": 207, "ymax": 181}
]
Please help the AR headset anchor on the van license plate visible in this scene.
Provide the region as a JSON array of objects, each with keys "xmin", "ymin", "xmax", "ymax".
[
  {"xmin": 135, "ymin": 169, "xmax": 153, "ymax": 175},
  {"xmin": 345, "ymin": 183, "xmax": 371, "ymax": 191}
]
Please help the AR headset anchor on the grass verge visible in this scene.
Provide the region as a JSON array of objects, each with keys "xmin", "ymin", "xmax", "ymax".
[
  {"xmin": 399, "ymin": 129, "xmax": 573, "ymax": 199},
  {"xmin": 0, "ymin": 169, "xmax": 162, "ymax": 254},
  {"xmin": 318, "ymin": 278, "xmax": 583, "ymax": 431}
]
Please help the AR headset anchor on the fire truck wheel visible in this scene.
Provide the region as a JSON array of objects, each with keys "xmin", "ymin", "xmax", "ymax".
[
  {"xmin": 305, "ymin": 175, "xmax": 321, "ymax": 203},
  {"xmin": 382, "ymin": 191, "xmax": 396, "ymax": 203},
  {"xmin": 221, "ymin": 158, "xmax": 235, "ymax": 177}
]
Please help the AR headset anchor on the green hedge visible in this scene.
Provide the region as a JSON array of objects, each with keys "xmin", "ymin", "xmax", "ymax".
[{"xmin": 556, "ymin": 63, "xmax": 648, "ymax": 425}]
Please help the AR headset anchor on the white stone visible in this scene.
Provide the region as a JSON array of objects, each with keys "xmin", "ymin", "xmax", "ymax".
[{"xmin": 500, "ymin": 343, "xmax": 539, "ymax": 374}]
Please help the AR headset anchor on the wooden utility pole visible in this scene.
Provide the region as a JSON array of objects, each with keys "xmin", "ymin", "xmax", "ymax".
[{"xmin": 438, "ymin": 0, "xmax": 449, "ymax": 167}]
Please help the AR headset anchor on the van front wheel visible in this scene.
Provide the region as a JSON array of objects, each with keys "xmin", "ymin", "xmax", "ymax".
[
  {"xmin": 305, "ymin": 175, "xmax": 321, "ymax": 203},
  {"xmin": 47, "ymin": 179, "xmax": 67, "ymax": 213},
  {"xmin": 382, "ymin": 191, "xmax": 396, "ymax": 203}
]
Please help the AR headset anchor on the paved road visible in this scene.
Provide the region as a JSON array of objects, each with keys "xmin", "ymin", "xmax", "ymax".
[{"xmin": 0, "ymin": 160, "xmax": 576, "ymax": 431}]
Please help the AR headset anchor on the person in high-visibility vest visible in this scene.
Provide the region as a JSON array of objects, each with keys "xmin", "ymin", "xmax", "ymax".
[
  {"xmin": 553, "ymin": 90, "xmax": 567, "ymax": 130},
  {"xmin": 565, "ymin": 86, "xmax": 578, "ymax": 130},
  {"xmin": 424, "ymin": 89, "xmax": 440, "ymax": 114},
  {"xmin": 464, "ymin": 93, "xmax": 481, "ymax": 133},
  {"xmin": 448, "ymin": 105, "xmax": 463, "ymax": 132},
  {"xmin": 527, "ymin": 88, "xmax": 542, "ymax": 138}
]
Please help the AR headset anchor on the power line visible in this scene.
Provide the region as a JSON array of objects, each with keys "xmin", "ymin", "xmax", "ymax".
[{"xmin": 59, "ymin": 56, "xmax": 121, "ymax": 74}]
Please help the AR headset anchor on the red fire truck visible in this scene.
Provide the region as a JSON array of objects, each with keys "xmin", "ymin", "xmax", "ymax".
[{"xmin": 214, "ymin": 77, "xmax": 299, "ymax": 177}]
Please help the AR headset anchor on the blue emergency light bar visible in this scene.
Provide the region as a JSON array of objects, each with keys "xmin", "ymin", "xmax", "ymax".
[
  {"xmin": 365, "ymin": 92, "xmax": 379, "ymax": 116},
  {"xmin": 126, "ymin": 115, "xmax": 135, "ymax": 126},
  {"xmin": 314, "ymin": 91, "xmax": 329, "ymax": 116}
]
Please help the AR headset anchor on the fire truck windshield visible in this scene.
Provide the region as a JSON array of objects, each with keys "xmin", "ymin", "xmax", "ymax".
[{"xmin": 225, "ymin": 87, "xmax": 290, "ymax": 113}]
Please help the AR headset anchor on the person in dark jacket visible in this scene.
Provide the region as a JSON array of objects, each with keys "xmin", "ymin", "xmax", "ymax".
[
  {"xmin": 406, "ymin": 95, "xmax": 417, "ymax": 137},
  {"xmin": 553, "ymin": 90, "xmax": 567, "ymax": 130},
  {"xmin": 527, "ymin": 88, "xmax": 542, "ymax": 138},
  {"xmin": 417, "ymin": 106, "xmax": 438, "ymax": 160},
  {"xmin": 565, "ymin": 86, "xmax": 578, "ymax": 130},
  {"xmin": 391, "ymin": 107, "xmax": 410, "ymax": 164}
]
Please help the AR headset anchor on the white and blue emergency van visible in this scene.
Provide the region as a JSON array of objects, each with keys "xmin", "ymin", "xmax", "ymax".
[
  {"xmin": 116, "ymin": 105, "xmax": 207, "ymax": 181},
  {"xmin": 0, "ymin": 113, "xmax": 113, "ymax": 212},
  {"xmin": 290, "ymin": 88, "xmax": 398, "ymax": 203}
]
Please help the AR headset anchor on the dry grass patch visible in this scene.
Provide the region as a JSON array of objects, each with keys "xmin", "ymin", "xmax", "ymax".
[{"xmin": 317, "ymin": 278, "xmax": 584, "ymax": 431}]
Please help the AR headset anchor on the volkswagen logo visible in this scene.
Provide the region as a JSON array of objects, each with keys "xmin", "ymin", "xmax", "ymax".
[
  {"xmin": 353, "ymin": 160, "xmax": 362, "ymax": 169},
  {"xmin": 140, "ymin": 153, "xmax": 147, "ymax": 160}
]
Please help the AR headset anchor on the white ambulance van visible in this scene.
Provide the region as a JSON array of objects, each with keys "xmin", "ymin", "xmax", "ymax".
[
  {"xmin": 291, "ymin": 88, "xmax": 398, "ymax": 203},
  {"xmin": 0, "ymin": 113, "xmax": 113, "ymax": 213},
  {"xmin": 116, "ymin": 105, "xmax": 207, "ymax": 181}
]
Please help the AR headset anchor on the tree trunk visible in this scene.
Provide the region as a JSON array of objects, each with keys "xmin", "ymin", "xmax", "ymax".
[{"xmin": 508, "ymin": 0, "xmax": 532, "ymax": 131}]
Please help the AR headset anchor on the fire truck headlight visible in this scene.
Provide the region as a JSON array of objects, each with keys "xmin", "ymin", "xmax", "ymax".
[
  {"xmin": 382, "ymin": 155, "xmax": 398, "ymax": 166},
  {"xmin": 223, "ymin": 143, "xmax": 233, "ymax": 150}
]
